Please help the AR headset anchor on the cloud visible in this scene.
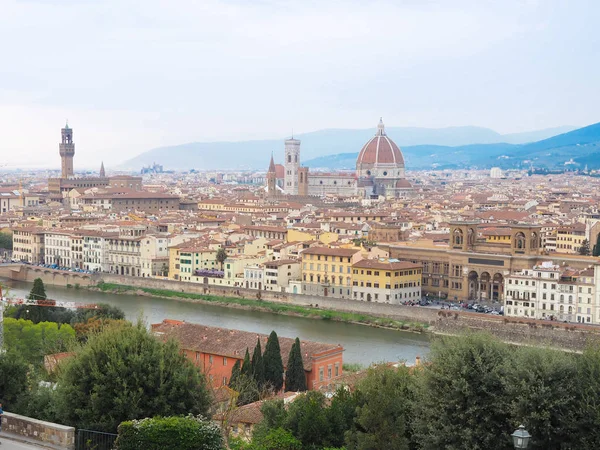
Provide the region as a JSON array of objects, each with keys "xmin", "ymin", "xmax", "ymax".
[{"xmin": 0, "ymin": 0, "xmax": 598, "ymax": 168}]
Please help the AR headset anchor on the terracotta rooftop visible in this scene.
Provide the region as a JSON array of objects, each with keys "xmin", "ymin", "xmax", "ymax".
[{"xmin": 151, "ymin": 321, "xmax": 343, "ymax": 371}]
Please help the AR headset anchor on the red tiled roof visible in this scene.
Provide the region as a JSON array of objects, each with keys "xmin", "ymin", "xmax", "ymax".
[{"xmin": 151, "ymin": 321, "xmax": 343, "ymax": 371}]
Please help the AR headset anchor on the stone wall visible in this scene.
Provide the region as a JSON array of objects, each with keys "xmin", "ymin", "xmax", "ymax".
[
  {"xmin": 434, "ymin": 310, "xmax": 600, "ymax": 352},
  {"xmin": 2, "ymin": 411, "xmax": 75, "ymax": 449},
  {"xmin": 0, "ymin": 264, "xmax": 97, "ymax": 287},
  {"xmin": 99, "ymin": 273, "xmax": 440, "ymax": 324}
]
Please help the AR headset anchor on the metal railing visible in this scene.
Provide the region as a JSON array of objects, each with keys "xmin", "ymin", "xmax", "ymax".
[{"xmin": 76, "ymin": 429, "xmax": 117, "ymax": 450}]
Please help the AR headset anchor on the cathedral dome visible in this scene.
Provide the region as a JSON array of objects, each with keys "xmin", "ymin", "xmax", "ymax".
[{"xmin": 356, "ymin": 118, "xmax": 405, "ymax": 178}]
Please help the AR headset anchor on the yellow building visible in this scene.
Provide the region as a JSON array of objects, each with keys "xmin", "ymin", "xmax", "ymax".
[
  {"xmin": 555, "ymin": 224, "xmax": 586, "ymax": 254},
  {"xmin": 301, "ymin": 247, "xmax": 362, "ymax": 298},
  {"xmin": 351, "ymin": 259, "xmax": 422, "ymax": 304},
  {"xmin": 481, "ymin": 228, "xmax": 512, "ymax": 244},
  {"xmin": 178, "ymin": 247, "xmax": 218, "ymax": 282}
]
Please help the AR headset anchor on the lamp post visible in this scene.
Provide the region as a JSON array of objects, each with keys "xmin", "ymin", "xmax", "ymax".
[{"xmin": 511, "ymin": 425, "xmax": 531, "ymax": 449}]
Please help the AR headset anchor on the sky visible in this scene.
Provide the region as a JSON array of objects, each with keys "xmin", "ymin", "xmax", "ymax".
[{"xmin": 1, "ymin": 0, "xmax": 599, "ymax": 169}]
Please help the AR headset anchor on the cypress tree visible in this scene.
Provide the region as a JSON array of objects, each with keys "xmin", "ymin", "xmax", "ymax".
[
  {"xmin": 263, "ymin": 330, "xmax": 284, "ymax": 391},
  {"xmin": 241, "ymin": 348, "xmax": 252, "ymax": 377},
  {"xmin": 285, "ymin": 337, "xmax": 307, "ymax": 392},
  {"xmin": 251, "ymin": 338, "xmax": 265, "ymax": 388},
  {"xmin": 229, "ymin": 359, "xmax": 241, "ymax": 389},
  {"xmin": 28, "ymin": 278, "xmax": 47, "ymax": 300}
]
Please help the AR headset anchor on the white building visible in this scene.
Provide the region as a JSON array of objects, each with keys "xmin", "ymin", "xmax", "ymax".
[
  {"xmin": 44, "ymin": 231, "xmax": 73, "ymax": 268},
  {"xmin": 504, "ymin": 261, "xmax": 600, "ymax": 324},
  {"xmin": 82, "ymin": 231, "xmax": 115, "ymax": 273}
]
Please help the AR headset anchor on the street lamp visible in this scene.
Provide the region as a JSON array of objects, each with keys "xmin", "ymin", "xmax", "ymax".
[{"xmin": 512, "ymin": 425, "xmax": 531, "ymax": 449}]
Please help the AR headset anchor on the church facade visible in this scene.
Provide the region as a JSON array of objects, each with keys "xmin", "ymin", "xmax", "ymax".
[{"xmin": 267, "ymin": 119, "xmax": 412, "ymax": 199}]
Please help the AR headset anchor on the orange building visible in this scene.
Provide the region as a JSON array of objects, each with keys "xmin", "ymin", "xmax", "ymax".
[{"xmin": 151, "ymin": 320, "xmax": 344, "ymax": 390}]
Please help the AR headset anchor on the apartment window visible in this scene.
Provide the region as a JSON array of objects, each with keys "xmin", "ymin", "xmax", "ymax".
[
  {"xmin": 335, "ymin": 363, "xmax": 339, "ymax": 377},
  {"xmin": 319, "ymin": 367, "xmax": 324, "ymax": 382},
  {"xmin": 223, "ymin": 357, "xmax": 227, "ymax": 366},
  {"xmin": 222, "ymin": 377, "xmax": 227, "ymax": 386},
  {"xmin": 209, "ymin": 355, "xmax": 213, "ymax": 364},
  {"xmin": 327, "ymin": 365, "xmax": 332, "ymax": 379}
]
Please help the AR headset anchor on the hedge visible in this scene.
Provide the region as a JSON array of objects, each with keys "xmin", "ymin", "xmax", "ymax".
[{"xmin": 115, "ymin": 415, "xmax": 223, "ymax": 450}]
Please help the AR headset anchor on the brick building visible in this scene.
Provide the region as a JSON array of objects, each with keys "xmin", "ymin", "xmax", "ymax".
[{"xmin": 151, "ymin": 320, "xmax": 344, "ymax": 390}]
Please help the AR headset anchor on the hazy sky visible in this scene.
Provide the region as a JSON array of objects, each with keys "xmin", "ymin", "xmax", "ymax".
[{"xmin": 1, "ymin": 0, "xmax": 599, "ymax": 169}]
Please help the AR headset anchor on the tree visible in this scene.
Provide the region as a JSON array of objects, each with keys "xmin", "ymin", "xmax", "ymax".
[
  {"xmin": 0, "ymin": 232, "xmax": 12, "ymax": 251},
  {"xmin": 251, "ymin": 428, "xmax": 302, "ymax": 450},
  {"xmin": 72, "ymin": 303, "xmax": 125, "ymax": 324},
  {"xmin": 3, "ymin": 318, "xmax": 76, "ymax": 366},
  {"xmin": 413, "ymin": 333, "xmax": 515, "ymax": 450},
  {"xmin": 0, "ymin": 351, "xmax": 30, "ymax": 409},
  {"xmin": 263, "ymin": 331, "xmax": 284, "ymax": 392},
  {"xmin": 229, "ymin": 359, "xmax": 241, "ymax": 389},
  {"xmin": 241, "ymin": 348, "xmax": 252, "ymax": 377},
  {"xmin": 346, "ymin": 365, "xmax": 415, "ymax": 450},
  {"xmin": 56, "ymin": 322, "xmax": 211, "ymax": 432},
  {"xmin": 116, "ymin": 415, "xmax": 223, "ymax": 450},
  {"xmin": 284, "ymin": 391, "xmax": 331, "ymax": 448},
  {"xmin": 326, "ymin": 387, "xmax": 357, "ymax": 448},
  {"xmin": 232, "ymin": 374, "xmax": 260, "ymax": 406},
  {"xmin": 593, "ymin": 234, "xmax": 600, "ymax": 257},
  {"xmin": 579, "ymin": 238, "xmax": 591, "ymax": 256},
  {"xmin": 285, "ymin": 338, "xmax": 306, "ymax": 392},
  {"xmin": 251, "ymin": 338, "xmax": 265, "ymax": 388},
  {"xmin": 507, "ymin": 346, "xmax": 580, "ymax": 450},
  {"xmin": 216, "ymin": 247, "xmax": 227, "ymax": 270},
  {"xmin": 19, "ymin": 278, "xmax": 76, "ymax": 324},
  {"xmin": 28, "ymin": 277, "xmax": 47, "ymax": 300}
]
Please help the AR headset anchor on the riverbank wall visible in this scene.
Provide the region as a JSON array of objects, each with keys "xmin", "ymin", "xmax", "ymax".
[
  {"xmin": 0, "ymin": 264, "xmax": 97, "ymax": 287},
  {"xmin": 99, "ymin": 273, "xmax": 439, "ymax": 325},
  {"xmin": 434, "ymin": 310, "xmax": 600, "ymax": 352}
]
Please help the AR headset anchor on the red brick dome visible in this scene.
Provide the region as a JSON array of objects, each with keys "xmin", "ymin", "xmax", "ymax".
[{"xmin": 356, "ymin": 118, "xmax": 404, "ymax": 167}]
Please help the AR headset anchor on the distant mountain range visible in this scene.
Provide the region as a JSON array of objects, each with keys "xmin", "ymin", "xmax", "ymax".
[{"xmin": 121, "ymin": 124, "xmax": 589, "ymax": 171}]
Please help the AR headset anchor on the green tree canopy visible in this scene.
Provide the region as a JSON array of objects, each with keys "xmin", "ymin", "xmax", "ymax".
[
  {"xmin": 346, "ymin": 365, "xmax": 415, "ymax": 450},
  {"xmin": 229, "ymin": 359, "xmax": 241, "ymax": 389},
  {"xmin": 414, "ymin": 334, "xmax": 515, "ymax": 450},
  {"xmin": 284, "ymin": 338, "xmax": 306, "ymax": 392},
  {"xmin": 263, "ymin": 331, "xmax": 284, "ymax": 392},
  {"xmin": 73, "ymin": 303, "xmax": 125, "ymax": 324},
  {"xmin": 216, "ymin": 247, "xmax": 228, "ymax": 270},
  {"xmin": 241, "ymin": 348, "xmax": 252, "ymax": 378},
  {"xmin": 579, "ymin": 238, "xmax": 591, "ymax": 256},
  {"xmin": 251, "ymin": 338, "xmax": 265, "ymax": 389},
  {"xmin": 3, "ymin": 318, "xmax": 76, "ymax": 366},
  {"xmin": 284, "ymin": 391, "xmax": 331, "ymax": 448},
  {"xmin": 507, "ymin": 346, "xmax": 579, "ymax": 450},
  {"xmin": 28, "ymin": 277, "xmax": 47, "ymax": 300},
  {"xmin": 0, "ymin": 232, "xmax": 12, "ymax": 251},
  {"xmin": 56, "ymin": 322, "xmax": 211, "ymax": 432},
  {"xmin": 0, "ymin": 351, "xmax": 30, "ymax": 409}
]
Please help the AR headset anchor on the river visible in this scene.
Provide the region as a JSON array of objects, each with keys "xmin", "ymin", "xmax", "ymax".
[{"xmin": 0, "ymin": 278, "xmax": 430, "ymax": 366}]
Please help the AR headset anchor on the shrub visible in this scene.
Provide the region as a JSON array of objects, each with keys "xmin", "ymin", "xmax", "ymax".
[{"xmin": 115, "ymin": 415, "xmax": 223, "ymax": 450}]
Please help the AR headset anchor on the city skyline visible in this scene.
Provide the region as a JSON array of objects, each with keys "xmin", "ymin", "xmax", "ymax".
[{"xmin": 1, "ymin": 0, "xmax": 599, "ymax": 168}]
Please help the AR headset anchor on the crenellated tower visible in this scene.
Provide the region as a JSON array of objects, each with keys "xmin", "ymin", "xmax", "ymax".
[{"xmin": 59, "ymin": 122, "xmax": 75, "ymax": 178}]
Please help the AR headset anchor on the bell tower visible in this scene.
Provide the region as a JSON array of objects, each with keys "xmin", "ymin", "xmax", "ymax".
[
  {"xmin": 59, "ymin": 122, "xmax": 75, "ymax": 178},
  {"xmin": 284, "ymin": 137, "xmax": 301, "ymax": 195},
  {"xmin": 266, "ymin": 153, "xmax": 277, "ymax": 198}
]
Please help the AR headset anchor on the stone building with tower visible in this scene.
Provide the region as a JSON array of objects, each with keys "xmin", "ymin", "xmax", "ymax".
[
  {"xmin": 48, "ymin": 122, "xmax": 142, "ymax": 198},
  {"xmin": 266, "ymin": 119, "xmax": 412, "ymax": 199},
  {"xmin": 382, "ymin": 220, "xmax": 600, "ymax": 304}
]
